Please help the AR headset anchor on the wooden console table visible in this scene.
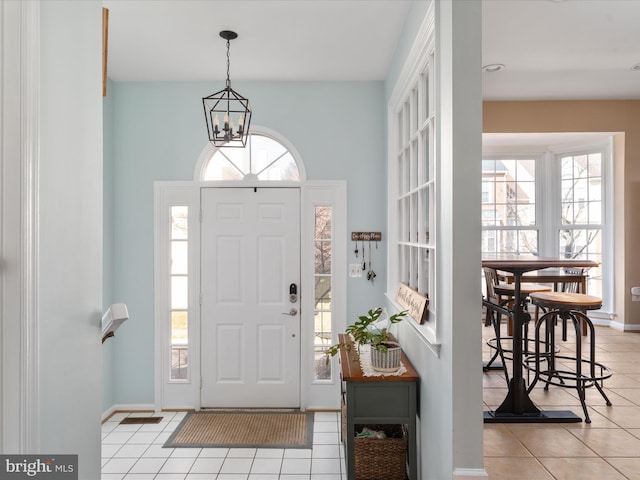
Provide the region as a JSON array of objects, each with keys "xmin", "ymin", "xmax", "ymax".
[{"xmin": 339, "ymin": 334, "xmax": 419, "ymax": 480}]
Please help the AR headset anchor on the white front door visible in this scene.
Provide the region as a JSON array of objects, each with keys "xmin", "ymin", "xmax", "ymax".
[{"xmin": 200, "ymin": 187, "xmax": 301, "ymax": 407}]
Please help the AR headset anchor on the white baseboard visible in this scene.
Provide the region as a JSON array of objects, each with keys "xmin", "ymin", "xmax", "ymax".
[
  {"xmin": 609, "ymin": 320, "xmax": 640, "ymax": 332},
  {"xmin": 453, "ymin": 468, "xmax": 489, "ymax": 478},
  {"xmin": 102, "ymin": 403, "xmax": 156, "ymax": 422},
  {"xmin": 591, "ymin": 318, "xmax": 640, "ymax": 332}
]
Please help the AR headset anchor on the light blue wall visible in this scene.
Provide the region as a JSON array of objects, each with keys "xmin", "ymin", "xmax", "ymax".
[{"xmin": 108, "ymin": 81, "xmax": 388, "ymax": 405}]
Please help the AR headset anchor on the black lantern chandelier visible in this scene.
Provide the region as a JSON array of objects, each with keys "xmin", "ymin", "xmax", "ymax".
[{"xmin": 203, "ymin": 30, "xmax": 252, "ymax": 147}]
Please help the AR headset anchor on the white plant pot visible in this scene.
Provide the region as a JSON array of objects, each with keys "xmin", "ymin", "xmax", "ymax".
[{"xmin": 370, "ymin": 341, "xmax": 402, "ymax": 372}]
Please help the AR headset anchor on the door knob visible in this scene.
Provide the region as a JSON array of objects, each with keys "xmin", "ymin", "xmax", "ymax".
[{"xmin": 282, "ymin": 308, "xmax": 298, "ymax": 316}]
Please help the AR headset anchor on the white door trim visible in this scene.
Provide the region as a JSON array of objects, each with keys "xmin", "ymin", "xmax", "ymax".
[{"xmin": 153, "ymin": 180, "xmax": 347, "ymax": 411}]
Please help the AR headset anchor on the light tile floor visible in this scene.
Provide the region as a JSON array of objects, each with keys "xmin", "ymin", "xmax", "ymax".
[
  {"xmin": 101, "ymin": 411, "xmax": 346, "ymax": 480},
  {"xmin": 103, "ymin": 323, "xmax": 640, "ymax": 479},
  {"xmin": 483, "ymin": 321, "xmax": 640, "ymax": 479}
]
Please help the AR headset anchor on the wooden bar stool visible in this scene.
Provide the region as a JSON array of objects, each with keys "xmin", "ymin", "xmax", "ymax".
[
  {"xmin": 493, "ymin": 283, "xmax": 552, "ymax": 336},
  {"xmin": 483, "ymin": 267, "xmax": 551, "ymax": 336},
  {"xmin": 525, "ymin": 291, "xmax": 612, "ymax": 423},
  {"xmin": 484, "ymin": 280, "xmax": 552, "ymax": 381}
]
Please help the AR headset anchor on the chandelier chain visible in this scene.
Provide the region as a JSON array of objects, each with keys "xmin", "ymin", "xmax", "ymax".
[{"xmin": 226, "ymin": 39, "xmax": 231, "ymax": 88}]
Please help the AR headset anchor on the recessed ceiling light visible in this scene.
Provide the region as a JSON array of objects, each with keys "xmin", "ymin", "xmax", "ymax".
[
  {"xmin": 631, "ymin": 63, "xmax": 640, "ymax": 71},
  {"xmin": 482, "ymin": 64, "xmax": 505, "ymax": 73}
]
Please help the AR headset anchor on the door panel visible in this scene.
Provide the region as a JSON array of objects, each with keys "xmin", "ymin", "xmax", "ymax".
[
  {"xmin": 258, "ymin": 236, "xmax": 283, "ymax": 303},
  {"xmin": 257, "ymin": 325, "xmax": 285, "ymax": 381},
  {"xmin": 201, "ymin": 188, "xmax": 300, "ymax": 407},
  {"xmin": 216, "ymin": 324, "xmax": 244, "ymax": 381},
  {"xmin": 217, "ymin": 236, "xmax": 243, "ymax": 302}
]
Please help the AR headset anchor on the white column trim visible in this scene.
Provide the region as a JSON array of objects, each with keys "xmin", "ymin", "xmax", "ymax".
[
  {"xmin": 21, "ymin": 0, "xmax": 41, "ymax": 453},
  {"xmin": 1, "ymin": 0, "xmax": 40, "ymax": 452}
]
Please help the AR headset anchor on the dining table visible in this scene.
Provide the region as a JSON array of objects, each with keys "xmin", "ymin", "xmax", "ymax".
[
  {"xmin": 481, "ymin": 254, "xmax": 599, "ymax": 423},
  {"xmin": 497, "ymin": 268, "xmax": 588, "ymax": 294}
]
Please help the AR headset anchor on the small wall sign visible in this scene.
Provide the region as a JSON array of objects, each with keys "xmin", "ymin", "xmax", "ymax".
[
  {"xmin": 351, "ymin": 232, "xmax": 382, "ymax": 242},
  {"xmin": 396, "ymin": 283, "xmax": 429, "ymax": 324}
]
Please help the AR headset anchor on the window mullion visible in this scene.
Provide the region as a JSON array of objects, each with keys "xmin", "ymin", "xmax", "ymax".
[{"xmin": 540, "ymin": 151, "xmax": 557, "ymax": 257}]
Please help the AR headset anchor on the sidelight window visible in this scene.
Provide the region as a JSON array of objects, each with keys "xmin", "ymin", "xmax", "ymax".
[
  {"xmin": 313, "ymin": 206, "xmax": 333, "ymax": 381},
  {"xmin": 170, "ymin": 206, "xmax": 189, "ymax": 381}
]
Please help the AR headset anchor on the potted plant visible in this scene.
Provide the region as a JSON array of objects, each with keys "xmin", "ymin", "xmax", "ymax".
[{"xmin": 326, "ymin": 307, "xmax": 407, "ymax": 372}]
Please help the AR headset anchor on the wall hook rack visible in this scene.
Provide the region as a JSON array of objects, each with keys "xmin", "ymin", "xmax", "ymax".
[{"xmin": 350, "ymin": 232, "xmax": 382, "ymax": 284}]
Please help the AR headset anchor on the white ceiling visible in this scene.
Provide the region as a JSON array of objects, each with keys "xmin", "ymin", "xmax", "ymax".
[
  {"xmin": 482, "ymin": 0, "xmax": 640, "ymax": 101},
  {"xmin": 103, "ymin": 0, "xmax": 640, "ymax": 99},
  {"xmin": 102, "ymin": 0, "xmax": 412, "ymax": 82}
]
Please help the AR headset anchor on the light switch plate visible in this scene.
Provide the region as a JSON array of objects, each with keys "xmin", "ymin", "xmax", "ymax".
[{"xmin": 349, "ymin": 264, "xmax": 363, "ymax": 277}]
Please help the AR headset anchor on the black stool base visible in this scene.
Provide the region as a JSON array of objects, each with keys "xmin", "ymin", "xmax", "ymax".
[
  {"xmin": 484, "ymin": 410, "xmax": 582, "ymax": 423},
  {"xmin": 483, "ymin": 361, "xmax": 505, "ymax": 371}
]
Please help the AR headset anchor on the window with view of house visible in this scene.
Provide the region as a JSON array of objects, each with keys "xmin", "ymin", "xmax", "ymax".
[
  {"xmin": 481, "ymin": 147, "xmax": 608, "ymax": 304},
  {"xmin": 482, "ymin": 158, "xmax": 538, "ymax": 255},
  {"xmin": 557, "ymin": 151, "xmax": 604, "ymax": 298}
]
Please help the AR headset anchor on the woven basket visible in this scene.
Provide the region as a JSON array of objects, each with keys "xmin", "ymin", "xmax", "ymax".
[{"xmin": 353, "ymin": 424, "xmax": 407, "ymax": 480}]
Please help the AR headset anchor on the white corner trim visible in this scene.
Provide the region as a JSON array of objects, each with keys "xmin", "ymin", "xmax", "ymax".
[
  {"xmin": 21, "ymin": 0, "xmax": 41, "ymax": 453},
  {"xmin": 0, "ymin": 0, "xmax": 42, "ymax": 452}
]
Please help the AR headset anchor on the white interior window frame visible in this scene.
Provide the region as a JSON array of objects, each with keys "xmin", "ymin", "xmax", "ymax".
[{"xmin": 386, "ymin": 2, "xmax": 439, "ymax": 353}]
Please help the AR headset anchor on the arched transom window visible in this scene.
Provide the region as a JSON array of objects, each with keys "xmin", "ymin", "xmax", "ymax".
[{"xmin": 203, "ymin": 133, "xmax": 301, "ymax": 181}]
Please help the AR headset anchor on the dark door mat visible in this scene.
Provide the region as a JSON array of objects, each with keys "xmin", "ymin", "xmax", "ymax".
[{"xmin": 119, "ymin": 416, "xmax": 163, "ymax": 425}]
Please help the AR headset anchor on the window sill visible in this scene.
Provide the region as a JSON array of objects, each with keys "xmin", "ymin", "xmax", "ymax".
[{"xmin": 386, "ymin": 293, "xmax": 440, "ymax": 357}]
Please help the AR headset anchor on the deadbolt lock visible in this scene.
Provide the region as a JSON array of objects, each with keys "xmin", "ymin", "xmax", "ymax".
[{"xmin": 289, "ymin": 283, "xmax": 298, "ymax": 304}]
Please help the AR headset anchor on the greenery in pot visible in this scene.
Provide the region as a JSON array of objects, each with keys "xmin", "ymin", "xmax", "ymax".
[{"xmin": 325, "ymin": 307, "xmax": 407, "ymax": 364}]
